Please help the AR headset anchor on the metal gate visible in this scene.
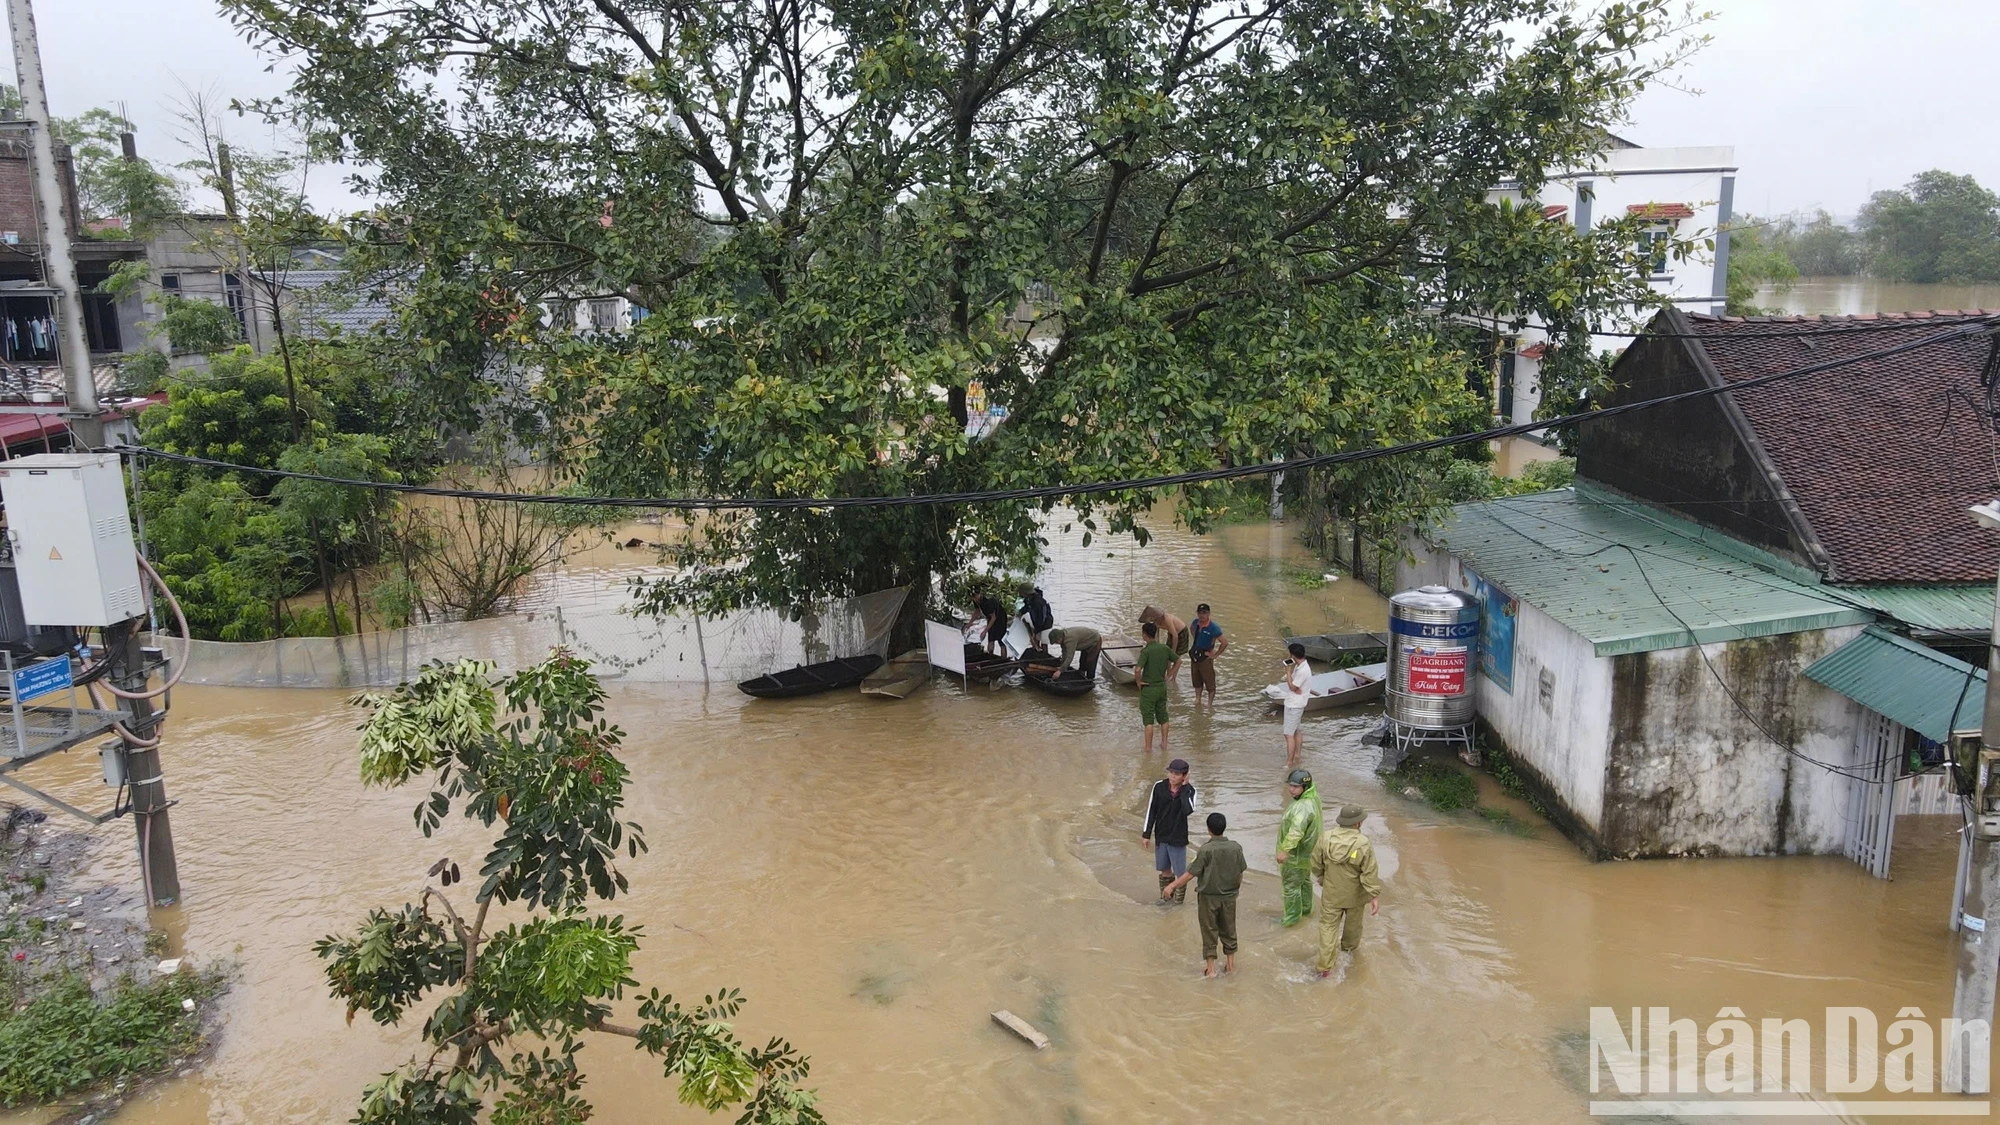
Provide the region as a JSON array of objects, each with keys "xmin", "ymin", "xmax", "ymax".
[{"xmin": 1843, "ymin": 711, "xmax": 1902, "ymax": 879}]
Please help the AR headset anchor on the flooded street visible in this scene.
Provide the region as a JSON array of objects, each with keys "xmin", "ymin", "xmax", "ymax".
[
  {"xmin": 5, "ymin": 518, "xmax": 1986, "ymax": 1123},
  {"xmin": 1757, "ymin": 276, "xmax": 2000, "ymax": 317}
]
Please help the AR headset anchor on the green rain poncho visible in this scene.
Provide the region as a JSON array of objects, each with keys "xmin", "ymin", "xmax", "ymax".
[{"xmin": 1277, "ymin": 784, "xmax": 1322, "ymax": 926}]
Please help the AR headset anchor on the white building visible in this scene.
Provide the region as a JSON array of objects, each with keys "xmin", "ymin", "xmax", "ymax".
[{"xmin": 1484, "ymin": 137, "xmax": 1737, "ymax": 449}]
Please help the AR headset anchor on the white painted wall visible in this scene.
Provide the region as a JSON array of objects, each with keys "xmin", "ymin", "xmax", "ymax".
[{"xmin": 1400, "ymin": 544, "xmax": 1615, "ymax": 836}]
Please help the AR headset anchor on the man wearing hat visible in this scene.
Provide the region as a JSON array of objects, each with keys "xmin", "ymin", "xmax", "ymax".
[
  {"xmin": 1310, "ymin": 804, "xmax": 1381, "ymax": 976},
  {"xmin": 1274, "ymin": 768, "xmax": 1322, "ymax": 927}
]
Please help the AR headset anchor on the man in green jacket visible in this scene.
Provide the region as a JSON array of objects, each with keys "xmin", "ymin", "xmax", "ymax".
[
  {"xmin": 1135, "ymin": 621, "xmax": 1174, "ymax": 754},
  {"xmin": 1311, "ymin": 804, "xmax": 1382, "ymax": 977},
  {"xmin": 1274, "ymin": 768, "xmax": 1321, "ymax": 927}
]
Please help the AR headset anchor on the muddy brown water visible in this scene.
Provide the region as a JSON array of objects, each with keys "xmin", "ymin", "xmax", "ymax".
[{"xmin": 5, "ymin": 519, "xmax": 1989, "ymax": 1122}]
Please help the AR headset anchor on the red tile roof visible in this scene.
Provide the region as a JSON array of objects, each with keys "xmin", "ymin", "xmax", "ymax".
[
  {"xmin": 1628, "ymin": 202, "xmax": 1695, "ymax": 221},
  {"xmin": 1518, "ymin": 342, "xmax": 1549, "ymax": 360},
  {"xmin": 1682, "ymin": 310, "xmax": 2000, "ymax": 584},
  {"xmin": 1541, "ymin": 204, "xmax": 1568, "ymax": 220}
]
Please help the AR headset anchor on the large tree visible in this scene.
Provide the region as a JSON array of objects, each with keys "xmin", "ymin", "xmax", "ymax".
[
  {"xmin": 1858, "ymin": 169, "xmax": 2000, "ymax": 284},
  {"xmin": 228, "ymin": 0, "xmax": 1697, "ymax": 613}
]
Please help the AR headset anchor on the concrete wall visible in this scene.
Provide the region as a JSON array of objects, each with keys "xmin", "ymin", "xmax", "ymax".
[
  {"xmin": 1600, "ymin": 625, "xmax": 1865, "ymax": 857},
  {"xmin": 1400, "ymin": 544, "xmax": 1616, "ymax": 840}
]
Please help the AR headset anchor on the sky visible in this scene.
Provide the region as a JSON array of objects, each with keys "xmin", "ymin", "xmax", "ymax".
[{"xmin": 20, "ymin": 0, "xmax": 2000, "ymax": 221}]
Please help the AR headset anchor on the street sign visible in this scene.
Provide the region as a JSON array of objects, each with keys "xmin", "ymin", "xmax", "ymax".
[{"xmin": 11, "ymin": 656, "xmax": 72, "ymax": 701}]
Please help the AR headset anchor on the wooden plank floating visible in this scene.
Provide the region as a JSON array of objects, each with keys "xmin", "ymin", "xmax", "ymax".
[{"xmin": 990, "ymin": 1009, "xmax": 1050, "ymax": 1050}]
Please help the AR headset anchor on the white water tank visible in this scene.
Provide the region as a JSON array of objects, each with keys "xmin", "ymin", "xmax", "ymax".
[{"xmin": 1386, "ymin": 585, "xmax": 1479, "ymax": 729}]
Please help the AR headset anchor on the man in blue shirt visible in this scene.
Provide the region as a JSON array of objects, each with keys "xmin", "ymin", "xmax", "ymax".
[{"xmin": 1188, "ymin": 603, "xmax": 1227, "ymax": 705}]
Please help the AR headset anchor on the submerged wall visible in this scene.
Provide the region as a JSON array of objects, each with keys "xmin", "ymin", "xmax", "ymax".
[{"xmin": 1599, "ymin": 625, "xmax": 1865, "ymax": 858}]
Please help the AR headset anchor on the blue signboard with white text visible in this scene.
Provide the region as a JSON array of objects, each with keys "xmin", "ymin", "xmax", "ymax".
[
  {"xmin": 10, "ymin": 657, "xmax": 72, "ymax": 701},
  {"xmin": 1457, "ymin": 564, "xmax": 1516, "ymax": 693}
]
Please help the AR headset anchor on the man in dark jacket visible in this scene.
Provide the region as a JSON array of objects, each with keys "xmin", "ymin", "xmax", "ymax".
[
  {"xmin": 1015, "ymin": 585, "xmax": 1055, "ymax": 650},
  {"xmin": 1141, "ymin": 759, "xmax": 1199, "ymax": 904}
]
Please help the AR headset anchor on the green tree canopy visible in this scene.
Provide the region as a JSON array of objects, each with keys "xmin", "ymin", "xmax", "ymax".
[
  {"xmin": 228, "ymin": 0, "xmax": 1701, "ymax": 614},
  {"xmin": 1723, "ymin": 215, "xmax": 1799, "ymax": 315},
  {"xmin": 1858, "ymin": 169, "xmax": 2000, "ymax": 283},
  {"xmin": 52, "ymin": 108, "xmax": 185, "ymax": 236}
]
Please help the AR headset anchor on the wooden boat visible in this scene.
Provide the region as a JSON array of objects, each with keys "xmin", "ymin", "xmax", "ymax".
[
  {"xmin": 1261, "ymin": 661, "xmax": 1389, "ymax": 713},
  {"xmin": 1284, "ymin": 631, "xmax": 1390, "ymax": 666},
  {"xmin": 861, "ymin": 649, "xmax": 930, "ymax": 699},
  {"xmin": 1097, "ymin": 635, "xmax": 1141, "ymax": 686},
  {"xmin": 961, "ymin": 643, "xmax": 1020, "ymax": 681},
  {"xmin": 1020, "ymin": 649, "xmax": 1096, "ymax": 697},
  {"xmin": 737, "ymin": 654, "xmax": 885, "ymax": 699}
]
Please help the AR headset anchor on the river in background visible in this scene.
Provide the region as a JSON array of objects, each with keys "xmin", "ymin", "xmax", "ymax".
[
  {"xmin": 1756, "ymin": 275, "xmax": 2000, "ymax": 316},
  {"xmin": 4, "ymin": 517, "xmax": 1989, "ymax": 1123}
]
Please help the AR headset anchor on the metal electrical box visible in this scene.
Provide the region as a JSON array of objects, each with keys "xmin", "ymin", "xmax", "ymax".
[{"xmin": 0, "ymin": 454, "xmax": 144, "ymax": 627}]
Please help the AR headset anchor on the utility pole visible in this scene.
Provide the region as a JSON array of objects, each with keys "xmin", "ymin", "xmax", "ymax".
[
  {"xmin": 4, "ymin": 0, "xmax": 100, "ymax": 448},
  {"xmin": 111, "ymin": 622, "xmax": 179, "ymax": 906},
  {"xmin": 1952, "ymin": 498, "xmax": 2000, "ymax": 1094}
]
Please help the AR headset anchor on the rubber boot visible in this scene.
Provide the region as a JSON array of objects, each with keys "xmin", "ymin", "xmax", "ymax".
[
  {"xmin": 1158, "ymin": 871, "xmax": 1173, "ymax": 903},
  {"xmin": 1173, "ymin": 881, "xmax": 1187, "ymax": 905}
]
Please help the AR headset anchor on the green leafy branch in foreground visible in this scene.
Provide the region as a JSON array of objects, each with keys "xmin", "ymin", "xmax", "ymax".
[{"xmin": 332, "ymin": 650, "xmax": 823, "ymax": 1125}]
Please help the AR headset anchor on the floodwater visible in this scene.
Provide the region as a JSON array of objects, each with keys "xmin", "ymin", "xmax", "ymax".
[
  {"xmin": 1756, "ymin": 275, "xmax": 2000, "ymax": 316},
  {"xmin": 5, "ymin": 518, "xmax": 1992, "ymax": 1122}
]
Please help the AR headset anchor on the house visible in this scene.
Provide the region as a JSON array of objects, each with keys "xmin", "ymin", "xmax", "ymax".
[
  {"xmin": 0, "ymin": 120, "xmax": 147, "ymax": 364},
  {"xmin": 1402, "ymin": 307, "xmax": 1999, "ymax": 873},
  {"xmin": 1479, "ymin": 137, "xmax": 1738, "ymax": 469}
]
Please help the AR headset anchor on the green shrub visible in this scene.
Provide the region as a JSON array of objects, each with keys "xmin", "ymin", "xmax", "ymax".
[
  {"xmin": 0, "ymin": 969, "xmax": 223, "ymax": 1106},
  {"xmin": 1383, "ymin": 757, "xmax": 1478, "ymax": 811}
]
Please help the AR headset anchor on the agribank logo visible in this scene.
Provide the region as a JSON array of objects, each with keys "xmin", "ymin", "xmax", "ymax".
[{"xmin": 1587, "ymin": 1007, "xmax": 1992, "ymax": 1116}]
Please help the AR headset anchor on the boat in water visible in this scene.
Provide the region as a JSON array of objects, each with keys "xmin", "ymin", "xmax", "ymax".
[
  {"xmin": 1283, "ymin": 631, "xmax": 1390, "ymax": 666},
  {"xmin": 737, "ymin": 654, "xmax": 886, "ymax": 699},
  {"xmin": 861, "ymin": 650, "xmax": 930, "ymax": 699},
  {"xmin": 1097, "ymin": 634, "xmax": 1141, "ymax": 686},
  {"xmin": 1020, "ymin": 649, "xmax": 1096, "ymax": 697},
  {"xmin": 1260, "ymin": 661, "xmax": 1388, "ymax": 712}
]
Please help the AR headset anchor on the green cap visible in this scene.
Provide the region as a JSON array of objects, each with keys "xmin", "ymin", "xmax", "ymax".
[
  {"xmin": 1286, "ymin": 768, "xmax": 1312, "ymax": 790},
  {"xmin": 1336, "ymin": 805, "xmax": 1365, "ymax": 827}
]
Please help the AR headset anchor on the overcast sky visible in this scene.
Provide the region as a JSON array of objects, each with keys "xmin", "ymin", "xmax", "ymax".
[{"xmin": 22, "ymin": 0, "xmax": 2000, "ymax": 221}]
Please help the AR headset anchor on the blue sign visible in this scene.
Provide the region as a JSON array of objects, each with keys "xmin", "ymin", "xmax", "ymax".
[
  {"xmin": 11, "ymin": 657, "xmax": 72, "ymax": 701},
  {"xmin": 1461, "ymin": 566, "xmax": 1516, "ymax": 694},
  {"xmin": 1389, "ymin": 616, "xmax": 1478, "ymax": 641}
]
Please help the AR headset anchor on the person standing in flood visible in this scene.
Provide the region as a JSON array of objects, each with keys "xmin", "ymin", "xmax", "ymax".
[
  {"xmin": 1142, "ymin": 758, "xmax": 1198, "ymax": 904},
  {"xmin": 1162, "ymin": 811, "xmax": 1246, "ymax": 977},
  {"xmin": 1311, "ymin": 804, "xmax": 1381, "ymax": 977},
  {"xmin": 1135, "ymin": 621, "xmax": 1174, "ymax": 754},
  {"xmin": 1188, "ymin": 604, "xmax": 1227, "ymax": 706},
  {"xmin": 1275, "ymin": 768, "xmax": 1321, "ymax": 927},
  {"xmin": 1015, "ymin": 585, "xmax": 1055, "ymax": 652},
  {"xmin": 1280, "ymin": 642, "xmax": 1313, "ymax": 767},
  {"xmin": 1139, "ymin": 605, "xmax": 1190, "ymax": 682}
]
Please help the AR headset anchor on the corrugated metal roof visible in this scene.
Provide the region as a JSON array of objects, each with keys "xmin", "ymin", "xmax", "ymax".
[
  {"xmin": 1802, "ymin": 626, "xmax": 1985, "ymax": 742},
  {"xmin": 254, "ymin": 269, "xmax": 397, "ymax": 338},
  {"xmin": 1828, "ymin": 584, "xmax": 1993, "ymax": 634},
  {"xmin": 1430, "ymin": 489, "xmax": 1875, "ymax": 656}
]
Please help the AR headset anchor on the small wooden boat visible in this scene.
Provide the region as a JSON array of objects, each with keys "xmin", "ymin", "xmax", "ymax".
[
  {"xmin": 1098, "ymin": 635, "xmax": 1141, "ymax": 686},
  {"xmin": 1261, "ymin": 661, "xmax": 1389, "ymax": 713},
  {"xmin": 1284, "ymin": 631, "xmax": 1390, "ymax": 666},
  {"xmin": 737, "ymin": 654, "xmax": 885, "ymax": 699},
  {"xmin": 1021, "ymin": 649, "xmax": 1096, "ymax": 697},
  {"xmin": 861, "ymin": 650, "xmax": 930, "ymax": 699},
  {"xmin": 962, "ymin": 643, "xmax": 1020, "ymax": 681}
]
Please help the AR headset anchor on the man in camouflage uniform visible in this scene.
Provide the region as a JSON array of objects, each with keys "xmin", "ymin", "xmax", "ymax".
[
  {"xmin": 1274, "ymin": 768, "xmax": 1321, "ymax": 927},
  {"xmin": 1311, "ymin": 804, "xmax": 1381, "ymax": 977}
]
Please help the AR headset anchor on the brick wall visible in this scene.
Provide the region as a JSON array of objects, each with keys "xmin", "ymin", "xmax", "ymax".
[{"xmin": 0, "ymin": 134, "xmax": 82, "ymax": 248}]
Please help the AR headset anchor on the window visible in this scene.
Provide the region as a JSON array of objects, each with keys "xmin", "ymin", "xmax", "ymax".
[
  {"xmin": 1636, "ymin": 224, "xmax": 1673, "ymax": 276},
  {"xmin": 160, "ymin": 274, "xmax": 181, "ymax": 292}
]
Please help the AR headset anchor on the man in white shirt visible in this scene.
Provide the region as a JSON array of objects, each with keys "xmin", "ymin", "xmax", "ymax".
[{"xmin": 1282, "ymin": 642, "xmax": 1312, "ymax": 767}]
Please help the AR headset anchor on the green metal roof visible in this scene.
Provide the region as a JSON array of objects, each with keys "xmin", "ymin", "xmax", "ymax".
[
  {"xmin": 1802, "ymin": 626, "xmax": 1986, "ymax": 742},
  {"xmin": 1826, "ymin": 584, "xmax": 1994, "ymax": 634},
  {"xmin": 1430, "ymin": 489, "xmax": 1875, "ymax": 657}
]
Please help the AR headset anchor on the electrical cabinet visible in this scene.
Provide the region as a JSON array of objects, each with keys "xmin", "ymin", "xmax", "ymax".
[{"xmin": 0, "ymin": 453, "xmax": 144, "ymax": 627}]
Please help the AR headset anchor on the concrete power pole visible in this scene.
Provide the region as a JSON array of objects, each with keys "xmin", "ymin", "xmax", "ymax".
[
  {"xmin": 5, "ymin": 0, "xmax": 100, "ymax": 448},
  {"xmin": 1952, "ymin": 498, "xmax": 2000, "ymax": 1094}
]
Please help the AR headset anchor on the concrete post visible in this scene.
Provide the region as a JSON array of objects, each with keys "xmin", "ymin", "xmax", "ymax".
[
  {"xmin": 5, "ymin": 0, "xmax": 101, "ymax": 447},
  {"xmin": 112, "ymin": 623, "xmax": 179, "ymax": 906},
  {"xmin": 1269, "ymin": 470, "xmax": 1285, "ymax": 521},
  {"xmin": 1951, "ymin": 499, "xmax": 2000, "ymax": 1093}
]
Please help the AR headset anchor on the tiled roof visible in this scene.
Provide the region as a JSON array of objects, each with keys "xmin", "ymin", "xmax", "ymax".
[
  {"xmin": 1428, "ymin": 487, "xmax": 1872, "ymax": 656},
  {"xmin": 255, "ymin": 269, "xmax": 398, "ymax": 338},
  {"xmin": 1518, "ymin": 342, "xmax": 1549, "ymax": 360},
  {"xmin": 1628, "ymin": 202, "xmax": 1695, "ymax": 220},
  {"xmin": 1541, "ymin": 204, "xmax": 1568, "ymax": 220},
  {"xmin": 1682, "ymin": 309, "xmax": 2000, "ymax": 584}
]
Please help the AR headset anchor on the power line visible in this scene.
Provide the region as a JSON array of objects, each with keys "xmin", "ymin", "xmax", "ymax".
[
  {"xmin": 1492, "ymin": 312, "xmax": 1997, "ymax": 341},
  {"xmin": 110, "ymin": 321, "xmax": 1986, "ymax": 510}
]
